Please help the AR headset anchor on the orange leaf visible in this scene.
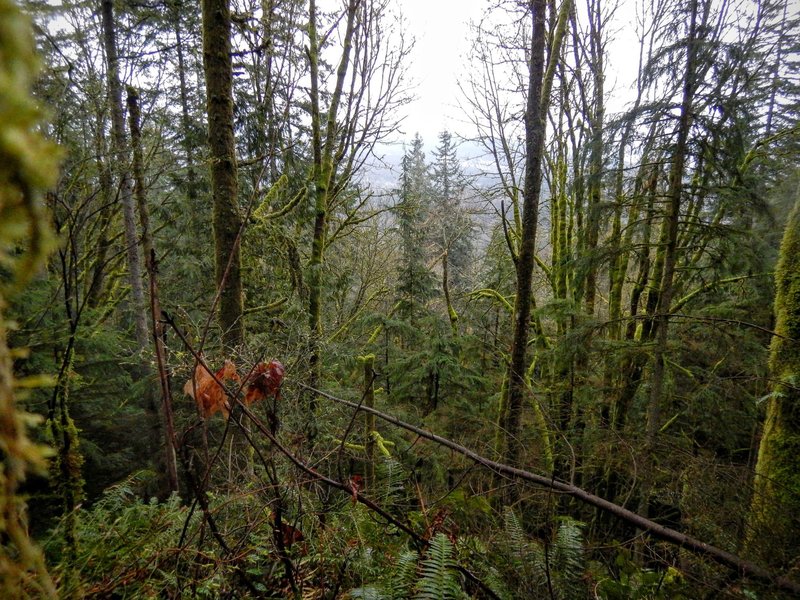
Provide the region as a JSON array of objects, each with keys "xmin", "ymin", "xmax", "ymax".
[{"xmin": 183, "ymin": 359, "xmax": 240, "ymax": 419}]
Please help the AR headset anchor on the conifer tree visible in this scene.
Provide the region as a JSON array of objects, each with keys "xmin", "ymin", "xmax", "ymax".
[
  {"xmin": 395, "ymin": 134, "xmax": 437, "ymax": 327},
  {"xmin": 431, "ymin": 130, "xmax": 473, "ymax": 294}
]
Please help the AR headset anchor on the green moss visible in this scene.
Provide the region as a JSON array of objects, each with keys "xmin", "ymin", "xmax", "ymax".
[
  {"xmin": 749, "ymin": 196, "xmax": 800, "ymax": 568},
  {"xmin": 0, "ymin": 1, "xmax": 61, "ymax": 595}
]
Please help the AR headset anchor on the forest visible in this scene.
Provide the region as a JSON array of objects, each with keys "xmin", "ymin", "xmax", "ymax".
[{"xmin": 1, "ymin": 0, "xmax": 800, "ymax": 597}]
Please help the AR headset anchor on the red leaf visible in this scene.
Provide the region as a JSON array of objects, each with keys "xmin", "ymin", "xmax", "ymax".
[{"xmin": 244, "ymin": 359, "xmax": 285, "ymax": 407}]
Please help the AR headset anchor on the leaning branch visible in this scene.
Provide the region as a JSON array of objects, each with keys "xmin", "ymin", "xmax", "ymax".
[
  {"xmin": 163, "ymin": 317, "xmax": 499, "ymax": 599},
  {"xmin": 301, "ymin": 383, "xmax": 800, "ymax": 595}
]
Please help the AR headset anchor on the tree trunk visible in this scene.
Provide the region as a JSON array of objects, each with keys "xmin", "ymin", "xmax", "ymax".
[
  {"xmin": 747, "ymin": 195, "xmax": 800, "ymax": 568},
  {"xmin": 305, "ymin": 0, "xmax": 359, "ymax": 434},
  {"xmin": 127, "ymin": 87, "xmax": 180, "ymax": 495},
  {"xmin": 202, "ymin": 0, "xmax": 244, "ymax": 349},
  {"xmin": 502, "ymin": 0, "xmax": 548, "ymax": 470},
  {"xmin": 638, "ymin": 0, "xmax": 704, "ymax": 523},
  {"xmin": 100, "ymin": 0, "xmax": 148, "ymax": 352},
  {"xmin": 362, "ymin": 354, "xmax": 376, "ymax": 486},
  {"xmin": 582, "ymin": 0, "xmax": 604, "ymax": 318},
  {"xmin": 172, "ymin": 3, "xmax": 201, "ymax": 207}
]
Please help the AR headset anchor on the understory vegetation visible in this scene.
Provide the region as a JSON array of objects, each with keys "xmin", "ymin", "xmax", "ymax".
[{"xmin": 2, "ymin": 0, "xmax": 800, "ymax": 597}]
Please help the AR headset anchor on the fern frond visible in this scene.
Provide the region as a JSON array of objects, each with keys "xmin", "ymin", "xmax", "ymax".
[
  {"xmin": 483, "ymin": 567, "xmax": 514, "ymax": 600},
  {"xmin": 374, "ymin": 457, "xmax": 407, "ymax": 507},
  {"xmin": 349, "ymin": 586, "xmax": 386, "ymax": 599},
  {"xmin": 552, "ymin": 517, "xmax": 586, "ymax": 599},
  {"xmin": 413, "ymin": 534, "xmax": 462, "ymax": 599},
  {"xmin": 502, "ymin": 507, "xmax": 529, "ymax": 567},
  {"xmin": 388, "ymin": 549, "xmax": 420, "ymax": 599}
]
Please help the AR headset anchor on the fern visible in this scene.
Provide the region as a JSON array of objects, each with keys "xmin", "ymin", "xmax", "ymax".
[
  {"xmin": 413, "ymin": 534, "xmax": 463, "ymax": 599},
  {"xmin": 502, "ymin": 507, "xmax": 529, "ymax": 568},
  {"xmin": 349, "ymin": 586, "xmax": 387, "ymax": 599},
  {"xmin": 390, "ymin": 550, "xmax": 421, "ymax": 599},
  {"xmin": 349, "ymin": 549, "xmax": 418, "ymax": 599},
  {"xmin": 482, "ymin": 567, "xmax": 514, "ymax": 600},
  {"xmin": 551, "ymin": 518, "xmax": 586, "ymax": 600},
  {"xmin": 374, "ymin": 456, "xmax": 408, "ymax": 508}
]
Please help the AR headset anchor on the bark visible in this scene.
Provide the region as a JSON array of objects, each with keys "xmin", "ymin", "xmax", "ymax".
[
  {"xmin": 172, "ymin": 3, "xmax": 200, "ymax": 207},
  {"xmin": 101, "ymin": 0, "xmax": 148, "ymax": 351},
  {"xmin": 442, "ymin": 250, "xmax": 459, "ymax": 335},
  {"xmin": 582, "ymin": 0, "xmax": 604, "ymax": 318},
  {"xmin": 747, "ymin": 196, "xmax": 800, "ymax": 569},
  {"xmin": 638, "ymin": 0, "xmax": 706, "ymax": 528},
  {"xmin": 127, "ymin": 87, "xmax": 179, "ymax": 495},
  {"xmin": 305, "ymin": 0, "xmax": 359, "ymax": 432},
  {"xmin": 202, "ymin": 0, "xmax": 244, "ymax": 349},
  {"xmin": 362, "ymin": 354, "xmax": 376, "ymax": 486},
  {"xmin": 643, "ymin": 0, "xmax": 703, "ymax": 462},
  {"xmin": 502, "ymin": 0, "xmax": 548, "ymax": 470},
  {"xmin": 86, "ymin": 123, "xmax": 114, "ymax": 308}
]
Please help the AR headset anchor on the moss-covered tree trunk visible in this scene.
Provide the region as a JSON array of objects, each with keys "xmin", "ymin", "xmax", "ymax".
[
  {"xmin": 748, "ymin": 196, "xmax": 800, "ymax": 568},
  {"xmin": 502, "ymin": 0, "xmax": 547, "ymax": 470},
  {"xmin": 202, "ymin": 0, "xmax": 244, "ymax": 349},
  {"xmin": 305, "ymin": 0, "xmax": 358, "ymax": 435},
  {"xmin": 101, "ymin": 0, "xmax": 149, "ymax": 352}
]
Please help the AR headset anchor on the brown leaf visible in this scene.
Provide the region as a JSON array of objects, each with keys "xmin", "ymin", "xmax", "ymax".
[
  {"xmin": 244, "ymin": 359, "xmax": 285, "ymax": 407},
  {"xmin": 183, "ymin": 359, "xmax": 240, "ymax": 419}
]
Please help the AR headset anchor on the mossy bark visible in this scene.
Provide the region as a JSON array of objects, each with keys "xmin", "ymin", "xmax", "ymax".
[
  {"xmin": 101, "ymin": 0, "xmax": 149, "ymax": 352},
  {"xmin": 748, "ymin": 196, "xmax": 800, "ymax": 568},
  {"xmin": 361, "ymin": 354, "xmax": 376, "ymax": 486},
  {"xmin": 48, "ymin": 340, "xmax": 84, "ymax": 597},
  {"xmin": 202, "ymin": 0, "xmax": 244, "ymax": 349},
  {"xmin": 305, "ymin": 0, "xmax": 358, "ymax": 434}
]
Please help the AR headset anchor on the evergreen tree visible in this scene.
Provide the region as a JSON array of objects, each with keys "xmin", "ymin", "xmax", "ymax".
[
  {"xmin": 431, "ymin": 130, "xmax": 473, "ymax": 294},
  {"xmin": 394, "ymin": 134, "xmax": 437, "ymax": 327}
]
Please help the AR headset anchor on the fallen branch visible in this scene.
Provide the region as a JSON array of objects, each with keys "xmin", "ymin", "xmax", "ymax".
[
  {"xmin": 301, "ymin": 383, "xmax": 800, "ymax": 596},
  {"xmin": 164, "ymin": 317, "xmax": 499, "ymax": 599}
]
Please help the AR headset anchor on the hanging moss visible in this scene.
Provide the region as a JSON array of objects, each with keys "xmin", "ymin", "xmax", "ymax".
[
  {"xmin": 748, "ymin": 195, "xmax": 800, "ymax": 568},
  {"xmin": 47, "ymin": 343, "xmax": 84, "ymax": 596},
  {"xmin": 0, "ymin": 0, "xmax": 61, "ymax": 596}
]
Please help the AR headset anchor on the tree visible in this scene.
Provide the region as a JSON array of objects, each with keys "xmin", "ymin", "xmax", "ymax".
[
  {"xmin": 431, "ymin": 130, "xmax": 473, "ymax": 332},
  {"xmin": 304, "ymin": 0, "xmax": 409, "ymax": 431},
  {"xmin": 395, "ymin": 134, "xmax": 437, "ymax": 327},
  {"xmin": 202, "ymin": 0, "xmax": 244, "ymax": 349},
  {"xmin": 101, "ymin": 0, "xmax": 148, "ymax": 351},
  {"xmin": 501, "ymin": 0, "xmax": 570, "ymax": 470},
  {"xmin": 748, "ymin": 195, "xmax": 800, "ymax": 568}
]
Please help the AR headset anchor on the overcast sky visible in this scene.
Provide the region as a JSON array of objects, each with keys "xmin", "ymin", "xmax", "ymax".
[
  {"xmin": 393, "ymin": 0, "xmax": 489, "ymax": 141},
  {"xmin": 391, "ymin": 0, "xmax": 643, "ymax": 146}
]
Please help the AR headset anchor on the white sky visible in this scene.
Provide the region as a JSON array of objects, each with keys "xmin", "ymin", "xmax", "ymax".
[
  {"xmin": 391, "ymin": 0, "xmax": 643, "ymax": 145},
  {"xmin": 393, "ymin": 0, "xmax": 489, "ymax": 140}
]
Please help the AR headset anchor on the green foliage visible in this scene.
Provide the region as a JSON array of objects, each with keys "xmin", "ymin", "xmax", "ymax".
[
  {"xmin": 46, "ymin": 472, "xmax": 202, "ymax": 598},
  {"xmin": 414, "ymin": 534, "xmax": 464, "ymax": 599},
  {"xmin": 551, "ymin": 517, "xmax": 586, "ymax": 600},
  {"xmin": 0, "ymin": 0, "xmax": 60, "ymax": 596},
  {"xmin": 492, "ymin": 509, "xmax": 586, "ymax": 599},
  {"xmin": 349, "ymin": 534, "xmax": 465, "ymax": 600},
  {"xmin": 594, "ymin": 549, "xmax": 688, "ymax": 600}
]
